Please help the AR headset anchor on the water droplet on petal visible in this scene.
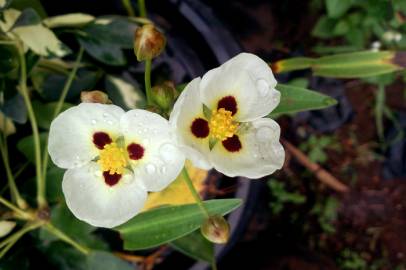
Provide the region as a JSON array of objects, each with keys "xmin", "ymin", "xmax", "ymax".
[
  {"xmin": 145, "ymin": 163, "xmax": 156, "ymax": 174},
  {"xmin": 256, "ymin": 127, "xmax": 273, "ymax": 143},
  {"xmin": 160, "ymin": 166, "xmax": 167, "ymax": 173},
  {"xmin": 256, "ymin": 79, "xmax": 270, "ymax": 97},
  {"xmin": 159, "ymin": 143, "xmax": 178, "ymax": 163},
  {"xmin": 107, "ymin": 120, "xmax": 113, "ymax": 125},
  {"xmin": 91, "ymin": 119, "xmax": 97, "ymax": 125},
  {"xmin": 102, "ymin": 113, "xmax": 108, "ymax": 118}
]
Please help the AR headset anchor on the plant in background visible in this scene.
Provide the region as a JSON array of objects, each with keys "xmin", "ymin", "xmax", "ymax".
[
  {"xmin": 268, "ymin": 179, "xmax": 306, "ymax": 215},
  {"xmin": 299, "ymin": 134, "xmax": 341, "ymax": 164}
]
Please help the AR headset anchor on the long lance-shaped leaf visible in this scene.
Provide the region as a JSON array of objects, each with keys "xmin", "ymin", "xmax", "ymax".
[
  {"xmin": 170, "ymin": 230, "xmax": 214, "ymax": 262},
  {"xmin": 115, "ymin": 199, "xmax": 241, "ymax": 250},
  {"xmin": 272, "ymin": 51, "xmax": 406, "ymax": 78},
  {"xmin": 270, "ymin": 84, "xmax": 337, "ymax": 117}
]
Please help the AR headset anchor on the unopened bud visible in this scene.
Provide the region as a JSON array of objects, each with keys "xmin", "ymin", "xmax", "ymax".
[
  {"xmin": 0, "ymin": 221, "xmax": 16, "ymax": 237},
  {"xmin": 134, "ymin": 24, "xmax": 166, "ymax": 61},
  {"xmin": 151, "ymin": 81, "xmax": 176, "ymax": 110},
  {"xmin": 200, "ymin": 215, "xmax": 230, "ymax": 244},
  {"xmin": 81, "ymin": 90, "xmax": 112, "ymax": 104}
]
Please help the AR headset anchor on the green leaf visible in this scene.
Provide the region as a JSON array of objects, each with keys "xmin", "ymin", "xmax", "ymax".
[
  {"xmin": 0, "ymin": 44, "xmax": 19, "ymax": 77},
  {"xmin": 325, "ymin": 0, "xmax": 353, "ymax": 18},
  {"xmin": 9, "ymin": 0, "xmax": 47, "ymax": 19},
  {"xmin": 43, "ymin": 13, "xmax": 95, "ymax": 28},
  {"xmin": 270, "ymin": 84, "xmax": 337, "ymax": 116},
  {"xmin": 32, "ymin": 100, "xmax": 73, "ymax": 129},
  {"xmin": 17, "ymin": 132, "xmax": 48, "ymax": 164},
  {"xmin": 312, "ymin": 16, "xmax": 337, "ymax": 38},
  {"xmin": 11, "ymin": 8, "xmax": 41, "ymax": 28},
  {"xmin": 78, "ymin": 36, "xmax": 126, "ymax": 66},
  {"xmin": 12, "ymin": 9, "xmax": 70, "ymax": 57},
  {"xmin": 105, "ymin": 75, "xmax": 145, "ymax": 109},
  {"xmin": 87, "ymin": 251, "xmax": 134, "ymax": 270},
  {"xmin": 83, "ymin": 16, "xmax": 138, "ymax": 49},
  {"xmin": 31, "ymin": 68, "xmax": 100, "ymax": 101},
  {"xmin": 115, "ymin": 199, "xmax": 241, "ymax": 250},
  {"xmin": 45, "ymin": 166, "xmax": 64, "ymax": 203},
  {"xmin": 170, "ymin": 230, "xmax": 214, "ymax": 262}
]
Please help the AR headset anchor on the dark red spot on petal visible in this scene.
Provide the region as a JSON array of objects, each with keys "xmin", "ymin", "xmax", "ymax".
[
  {"xmin": 127, "ymin": 143, "xmax": 144, "ymax": 160},
  {"xmin": 191, "ymin": 118, "xmax": 209, "ymax": 138},
  {"xmin": 103, "ymin": 171, "xmax": 122, "ymax": 186},
  {"xmin": 222, "ymin": 135, "xmax": 242, "ymax": 152},
  {"xmin": 93, "ymin": 132, "xmax": 112, "ymax": 149},
  {"xmin": 217, "ymin": 96, "xmax": 237, "ymax": 116}
]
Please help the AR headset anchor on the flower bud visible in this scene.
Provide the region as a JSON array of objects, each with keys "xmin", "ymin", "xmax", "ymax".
[
  {"xmin": 200, "ymin": 215, "xmax": 230, "ymax": 244},
  {"xmin": 151, "ymin": 81, "xmax": 176, "ymax": 110},
  {"xmin": 81, "ymin": 90, "xmax": 112, "ymax": 104},
  {"xmin": 134, "ymin": 24, "xmax": 166, "ymax": 61}
]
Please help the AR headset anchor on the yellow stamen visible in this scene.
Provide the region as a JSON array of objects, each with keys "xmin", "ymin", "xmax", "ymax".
[
  {"xmin": 209, "ymin": 108, "xmax": 238, "ymax": 141},
  {"xmin": 97, "ymin": 143, "xmax": 127, "ymax": 175}
]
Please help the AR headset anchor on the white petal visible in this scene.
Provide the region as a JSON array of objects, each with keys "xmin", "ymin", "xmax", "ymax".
[
  {"xmin": 120, "ymin": 109, "xmax": 185, "ymax": 192},
  {"xmin": 200, "ymin": 53, "xmax": 280, "ymax": 122},
  {"xmin": 48, "ymin": 103, "xmax": 124, "ymax": 169},
  {"xmin": 209, "ymin": 118, "xmax": 285, "ymax": 178},
  {"xmin": 62, "ymin": 162, "xmax": 147, "ymax": 228},
  {"xmin": 169, "ymin": 78, "xmax": 212, "ymax": 170}
]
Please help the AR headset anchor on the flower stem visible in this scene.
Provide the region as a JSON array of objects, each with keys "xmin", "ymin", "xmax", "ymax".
[
  {"xmin": 144, "ymin": 59, "xmax": 153, "ymax": 105},
  {"xmin": 44, "ymin": 223, "xmax": 90, "ymax": 255},
  {"xmin": 122, "ymin": 0, "xmax": 135, "ymax": 17},
  {"xmin": 0, "ymin": 196, "xmax": 30, "ymax": 219},
  {"xmin": 181, "ymin": 167, "xmax": 210, "ymax": 218},
  {"xmin": 41, "ymin": 46, "xmax": 85, "ymax": 187},
  {"xmin": 138, "ymin": 0, "xmax": 147, "ymax": 17},
  {"xmin": 0, "ymin": 131, "xmax": 27, "ymax": 209},
  {"xmin": 16, "ymin": 42, "xmax": 44, "ymax": 208}
]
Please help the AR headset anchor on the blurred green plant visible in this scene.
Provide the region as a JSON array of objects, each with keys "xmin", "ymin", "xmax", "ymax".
[
  {"xmin": 268, "ymin": 179, "xmax": 306, "ymax": 215},
  {"xmin": 300, "ymin": 134, "xmax": 341, "ymax": 164}
]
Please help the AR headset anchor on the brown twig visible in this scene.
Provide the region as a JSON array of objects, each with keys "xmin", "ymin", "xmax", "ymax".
[{"xmin": 281, "ymin": 139, "xmax": 349, "ymax": 193}]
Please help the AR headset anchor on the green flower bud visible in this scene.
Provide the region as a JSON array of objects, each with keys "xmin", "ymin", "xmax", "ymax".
[
  {"xmin": 80, "ymin": 90, "xmax": 112, "ymax": 104},
  {"xmin": 200, "ymin": 215, "xmax": 230, "ymax": 244},
  {"xmin": 151, "ymin": 81, "xmax": 176, "ymax": 110},
  {"xmin": 134, "ymin": 24, "xmax": 166, "ymax": 61}
]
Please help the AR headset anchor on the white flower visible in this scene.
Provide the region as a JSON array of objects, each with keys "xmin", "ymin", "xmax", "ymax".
[
  {"xmin": 48, "ymin": 103, "xmax": 185, "ymax": 228},
  {"xmin": 170, "ymin": 53, "xmax": 285, "ymax": 178}
]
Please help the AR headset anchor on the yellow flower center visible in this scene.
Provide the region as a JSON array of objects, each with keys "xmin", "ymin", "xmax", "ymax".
[
  {"xmin": 209, "ymin": 108, "xmax": 238, "ymax": 141},
  {"xmin": 97, "ymin": 143, "xmax": 127, "ymax": 175}
]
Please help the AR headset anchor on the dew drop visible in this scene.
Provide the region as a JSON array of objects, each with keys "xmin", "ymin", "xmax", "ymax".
[
  {"xmin": 256, "ymin": 79, "xmax": 270, "ymax": 97},
  {"xmin": 102, "ymin": 113, "xmax": 108, "ymax": 118},
  {"xmin": 91, "ymin": 119, "xmax": 97, "ymax": 125},
  {"xmin": 160, "ymin": 166, "xmax": 167, "ymax": 174},
  {"xmin": 256, "ymin": 127, "xmax": 273, "ymax": 142},
  {"xmin": 107, "ymin": 120, "xmax": 113, "ymax": 125},
  {"xmin": 145, "ymin": 163, "xmax": 156, "ymax": 174},
  {"xmin": 159, "ymin": 143, "xmax": 178, "ymax": 163}
]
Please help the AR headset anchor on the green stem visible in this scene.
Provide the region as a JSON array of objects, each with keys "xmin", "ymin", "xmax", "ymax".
[
  {"xmin": 122, "ymin": 0, "xmax": 135, "ymax": 16},
  {"xmin": 44, "ymin": 223, "xmax": 90, "ymax": 255},
  {"xmin": 181, "ymin": 167, "xmax": 210, "ymax": 218},
  {"xmin": 144, "ymin": 59, "xmax": 153, "ymax": 105},
  {"xmin": 211, "ymin": 260, "xmax": 218, "ymax": 270},
  {"xmin": 0, "ymin": 222, "xmax": 41, "ymax": 259},
  {"xmin": 138, "ymin": 0, "xmax": 147, "ymax": 17},
  {"xmin": 0, "ymin": 162, "xmax": 30, "ymax": 196},
  {"xmin": 41, "ymin": 47, "xmax": 84, "ymax": 184},
  {"xmin": 16, "ymin": 42, "xmax": 44, "ymax": 208},
  {"xmin": 0, "ymin": 132, "xmax": 27, "ymax": 209},
  {"xmin": 375, "ymin": 83, "xmax": 385, "ymax": 142},
  {"xmin": 0, "ymin": 196, "xmax": 31, "ymax": 220}
]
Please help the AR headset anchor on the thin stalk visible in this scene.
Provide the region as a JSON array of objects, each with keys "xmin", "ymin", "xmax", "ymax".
[
  {"xmin": 0, "ymin": 132, "xmax": 26, "ymax": 208},
  {"xmin": 375, "ymin": 83, "xmax": 385, "ymax": 142},
  {"xmin": 0, "ymin": 196, "xmax": 32, "ymax": 220},
  {"xmin": 211, "ymin": 260, "xmax": 218, "ymax": 270},
  {"xmin": 181, "ymin": 167, "xmax": 210, "ymax": 218},
  {"xmin": 144, "ymin": 59, "xmax": 153, "ymax": 105},
  {"xmin": 0, "ymin": 162, "xmax": 30, "ymax": 196},
  {"xmin": 44, "ymin": 223, "xmax": 90, "ymax": 255},
  {"xmin": 122, "ymin": 0, "xmax": 135, "ymax": 17},
  {"xmin": 16, "ymin": 42, "xmax": 44, "ymax": 208},
  {"xmin": 138, "ymin": 0, "xmax": 147, "ymax": 17},
  {"xmin": 41, "ymin": 47, "xmax": 84, "ymax": 183}
]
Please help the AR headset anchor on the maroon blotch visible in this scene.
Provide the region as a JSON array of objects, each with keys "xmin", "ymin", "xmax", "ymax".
[
  {"xmin": 191, "ymin": 118, "xmax": 210, "ymax": 138},
  {"xmin": 93, "ymin": 132, "xmax": 112, "ymax": 149}
]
